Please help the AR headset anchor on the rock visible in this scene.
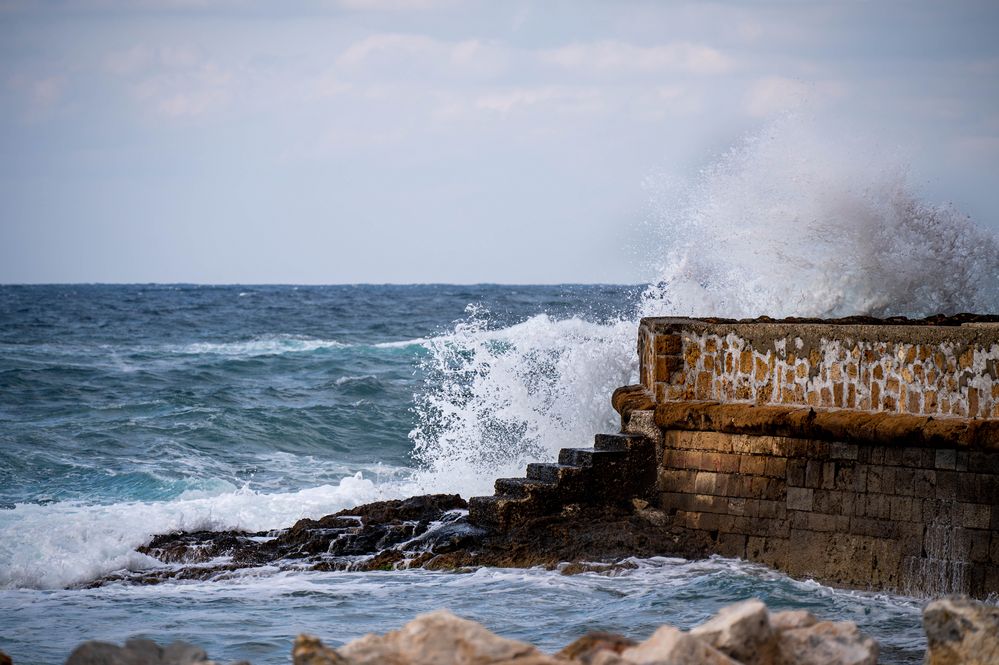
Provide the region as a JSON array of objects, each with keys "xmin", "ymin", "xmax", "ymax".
[
  {"xmin": 690, "ymin": 599, "xmax": 776, "ymax": 665},
  {"xmin": 777, "ymin": 621, "xmax": 877, "ymax": 665},
  {"xmin": 292, "ymin": 635, "xmax": 349, "ymax": 665},
  {"xmin": 620, "ymin": 625, "xmax": 740, "ymax": 665},
  {"xmin": 558, "ymin": 632, "xmax": 636, "ymax": 664},
  {"xmin": 63, "ymin": 638, "xmax": 233, "ymax": 665},
  {"xmin": 338, "ymin": 609, "xmax": 562, "ymax": 665},
  {"xmin": 923, "ymin": 595, "xmax": 999, "ymax": 665},
  {"xmin": 769, "ymin": 610, "xmax": 818, "ymax": 632},
  {"xmin": 0, "ymin": 650, "xmax": 11, "ymax": 665}
]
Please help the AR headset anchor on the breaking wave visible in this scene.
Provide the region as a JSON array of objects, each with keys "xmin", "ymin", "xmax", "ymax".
[{"xmin": 412, "ymin": 117, "xmax": 999, "ymax": 494}]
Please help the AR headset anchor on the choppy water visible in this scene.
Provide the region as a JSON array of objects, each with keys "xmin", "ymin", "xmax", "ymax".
[{"xmin": 0, "ymin": 284, "xmax": 925, "ymax": 664}]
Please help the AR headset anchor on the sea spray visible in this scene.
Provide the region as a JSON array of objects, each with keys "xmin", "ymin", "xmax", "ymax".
[
  {"xmin": 410, "ymin": 307, "xmax": 636, "ymax": 498},
  {"xmin": 640, "ymin": 116, "xmax": 999, "ymax": 318},
  {"xmin": 411, "ymin": 117, "xmax": 999, "ymax": 496}
]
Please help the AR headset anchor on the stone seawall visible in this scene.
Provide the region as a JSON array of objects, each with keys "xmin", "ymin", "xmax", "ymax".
[
  {"xmin": 638, "ymin": 317, "xmax": 999, "ymax": 419},
  {"xmin": 619, "ymin": 316, "xmax": 999, "ymax": 597}
]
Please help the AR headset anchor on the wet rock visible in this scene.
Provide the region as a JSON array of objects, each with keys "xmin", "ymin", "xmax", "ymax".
[
  {"xmin": 557, "ymin": 632, "xmax": 636, "ymax": 664},
  {"xmin": 0, "ymin": 650, "xmax": 11, "ymax": 665},
  {"xmin": 338, "ymin": 610, "xmax": 562, "ymax": 665},
  {"xmin": 689, "ymin": 599, "xmax": 775, "ymax": 665},
  {"xmin": 769, "ymin": 610, "xmax": 818, "ymax": 632},
  {"xmin": 620, "ymin": 625, "xmax": 740, "ymax": 664},
  {"xmin": 776, "ymin": 621, "xmax": 878, "ymax": 665},
  {"xmin": 923, "ymin": 595, "xmax": 999, "ymax": 665},
  {"xmin": 95, "ymin": 495, "xmax": 469, "ymax": 586},
  {"xmin": 63, "ymin": 638, "xmax": 238, "ymax": 665},
  {"xmin": 292, "ymin": 635, "xmax": 349, "ymax": 665}
]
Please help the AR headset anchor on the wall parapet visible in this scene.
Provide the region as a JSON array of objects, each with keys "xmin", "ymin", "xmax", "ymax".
[{"xmin": 637, "ymin": 317, "xmax": 999, "ymax": 421}]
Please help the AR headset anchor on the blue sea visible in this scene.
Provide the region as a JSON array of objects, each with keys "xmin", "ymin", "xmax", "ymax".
[{"xmin": 0, "ymin": 285, "xmax": 927, "ymax": 664}]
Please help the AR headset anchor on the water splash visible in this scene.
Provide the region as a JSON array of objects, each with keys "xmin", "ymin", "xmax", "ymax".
[
  {"xmin": 410, "ymin": 307, "xmax": 636, "ymax": 497},
  {"xmin": 640, "ymin": 116, "xmax": 999, "ymax": 318},
  {"xmin": 412, "ymin": 117, "xmax": 999, "ymax": 495}
]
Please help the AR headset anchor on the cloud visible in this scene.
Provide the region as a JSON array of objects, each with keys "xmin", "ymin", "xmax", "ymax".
[
  {"xmin": 744, "ymin": 76, "xmax": 846, "ymax": 117},
  {"xmin": 334, "ymin": 0, "xmax": 454, "ymax": 10},
  {"xmin": 336, "ymin": 33, "xmax": 508, "ymax": 80},
  {"xmin": 542, "ymin": 40, "xmax": 733, "ymax": 76},
  {"xmin": 472, "ymin": 86, "xmax": 604, "ymax": 115}
]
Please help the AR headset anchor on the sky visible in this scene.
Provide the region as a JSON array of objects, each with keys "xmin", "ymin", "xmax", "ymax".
[{"xmin": 1, "ymin": 0, "xmax": 998, "ymax": 284}]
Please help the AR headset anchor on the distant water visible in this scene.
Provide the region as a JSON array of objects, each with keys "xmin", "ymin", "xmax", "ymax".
[{"xmin": 0, "ymin": 284, "xmax": 929, "ymax": 664}]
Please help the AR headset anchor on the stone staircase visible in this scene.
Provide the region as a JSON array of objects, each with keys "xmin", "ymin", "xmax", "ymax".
[{"xmin": 467, "ymin": 433, "xmax": 657, "ymax": 531}]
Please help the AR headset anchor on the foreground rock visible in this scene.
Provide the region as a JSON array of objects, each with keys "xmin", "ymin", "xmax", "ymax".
[
  {"xmin": 64, "ymin": 639, "xmax": 247, "ymax": 665},
  {"xmin": 923, "ymin": 596, "xmax": 999, "ymax": 665},
  {"xmin": 292, "ymin": 601, "xmax": 877, "ymax": 665},
  {"xmin": 22, "ymin": 595, "xmax": 997, "ymax": 664}
]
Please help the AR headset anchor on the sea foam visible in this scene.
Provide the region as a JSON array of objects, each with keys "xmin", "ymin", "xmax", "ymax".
[{"xmin": 0, "ymin": 473, "xmax": 400, "ymax": 590}]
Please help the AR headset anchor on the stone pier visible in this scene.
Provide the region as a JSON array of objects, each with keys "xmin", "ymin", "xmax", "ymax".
[{"xmin": 470, "ymin": 316, "xmax": 999, "ymax": 597}]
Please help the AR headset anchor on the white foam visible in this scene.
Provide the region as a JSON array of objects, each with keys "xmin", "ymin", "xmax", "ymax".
[
  {"xmin": 410, "ymin": 310, "xmax": 637, "ymax": 498},
  {"xmin": 0, "ymin": 473, "xmax": 403, "ymax": 590},
  {"xmin": 177, "ymin": 335, "xmax": 348, "ymax": 357},
  {"xmin": 639, "ymin": 115, "xmax": 999, "ymax": 318}
]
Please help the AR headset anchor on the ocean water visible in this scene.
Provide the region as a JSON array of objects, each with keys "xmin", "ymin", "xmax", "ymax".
[
  {"xmin": 4, "ymin": 120, "xmax": 999, "ymax": 664},
  {"xmin": 0, "ymin": 284, "xmax": 924, "ymax": 664}
]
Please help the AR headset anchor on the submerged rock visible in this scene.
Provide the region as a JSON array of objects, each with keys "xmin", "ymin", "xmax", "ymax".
[
  {"xmin": 63, "ymin": 638, "xmax": 247, "ymax": 665},
  {"xmin": 923, "ymin": 595, "xmax": 999, "ymax": 665}
]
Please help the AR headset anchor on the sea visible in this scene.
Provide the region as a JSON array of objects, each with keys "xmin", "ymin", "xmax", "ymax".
[{"xmin": 4, "ymin": 120, "xmax": 999, "ymax": 664}]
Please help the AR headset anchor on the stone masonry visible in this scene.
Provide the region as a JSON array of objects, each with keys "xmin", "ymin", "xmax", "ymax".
[
  {"xmin": 639, "ymin": 317, "xmax": 999, "ymax": 419},
  {"xmin": 468, "ymin": 317, "xmax": 999, "ymax": 597}
]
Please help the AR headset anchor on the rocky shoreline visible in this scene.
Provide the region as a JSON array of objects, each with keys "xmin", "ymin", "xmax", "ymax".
[
  {"xmin": 89, "ymin": 493, "xmax": 717, "ymax": 586},
  {"xmin": 13, "ymin": 595, "xmax": 994, "ymax": 665}
]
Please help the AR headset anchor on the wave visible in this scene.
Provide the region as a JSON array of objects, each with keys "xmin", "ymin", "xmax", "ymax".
[
  {"xmin": 410, "ymin": 117, "xmax": 999, "ymax": 498},
  {"xmin": 176, "ymin": 335, "xmax": 349, "ymax": 357},
  {"xmin": 0, "ymin": 473, "xmax": 410, "ymax": 590},
  {"xmin": 410, "ymin": 310, "xmax": 636, "ymax": 498}
]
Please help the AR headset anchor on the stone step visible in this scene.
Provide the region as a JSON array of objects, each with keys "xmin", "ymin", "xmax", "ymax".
[
  {"xmin": 467, "ymin": 494, "xmax": 534, "ymax": 531},
  {"xmin": 525, "ymin": 462, "xmax": 585, "ymax": 484},
  {"xmin": 558, "ymin": 447, "xmax": 628, "ymax": 468},
  {"xmin": 493, "ymin": 477, "xmax": 556, "ymax": 499},
  {"xmin": 594, "ymin": 433, "xmax": 648, "ymax": 452}
]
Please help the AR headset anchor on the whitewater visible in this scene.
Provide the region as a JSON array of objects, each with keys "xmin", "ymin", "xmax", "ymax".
[{"xmin": 2, "ymin": 120, "xmax": 998, "ymax": 664}]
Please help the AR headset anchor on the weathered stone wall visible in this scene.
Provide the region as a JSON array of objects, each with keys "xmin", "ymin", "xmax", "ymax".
[
  {"xmin": 624, "ymin": 317, "xmax": 999, "ymax": 597},
  {"xmin": 638, "ymin": 318, "xmax": 999, "ymax": 419},
  {"xmin": 632, "ymin": 425, "xmax": 999, "ymax": 596}
]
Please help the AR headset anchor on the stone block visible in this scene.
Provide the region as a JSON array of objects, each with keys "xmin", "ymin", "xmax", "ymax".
[
  {"xmin": 715, "ymin": 533, "xmax": 748, "ymax": 559},
  {"xmin": 963, "ymin": 503, "xmax": 991, "ymax": 530},
  {"xmin": 787, "ymin": 459, "xmax": 806, "ymax": 486},
  {"xmin": 786, "ymin": 487, "xmax": 813, "ymax": 512},
  {"xmin": 764, "ymin": 457, "xmax": 787, "ymax": 478},
  {"xmin": 655, "ymin": 334, "xmax": 682, "ymax": 355},
  {"xmin": 936, "ymin": 470, "xmax": 958, "ymax": 500},
  {"xmin": 740, "ymin": 455, "xmax": 767, "ymax": 476},
  {"xmin": 821, "ymin": 462, "xmax": 837, "ymax": 490}
]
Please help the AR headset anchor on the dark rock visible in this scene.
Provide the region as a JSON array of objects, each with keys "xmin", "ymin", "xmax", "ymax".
[
  {"xmin": 63, "ymin": 638, "xmax": 245, "ymax": 665},
  {"xmin": 93, "ymin": 495, "xmax": 470, "ymax": 586}
]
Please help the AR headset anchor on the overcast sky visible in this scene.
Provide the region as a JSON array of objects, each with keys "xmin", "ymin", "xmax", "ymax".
[{"xmin": 1, "ymin": 0, "xmax": 998, "ymax": 284}]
